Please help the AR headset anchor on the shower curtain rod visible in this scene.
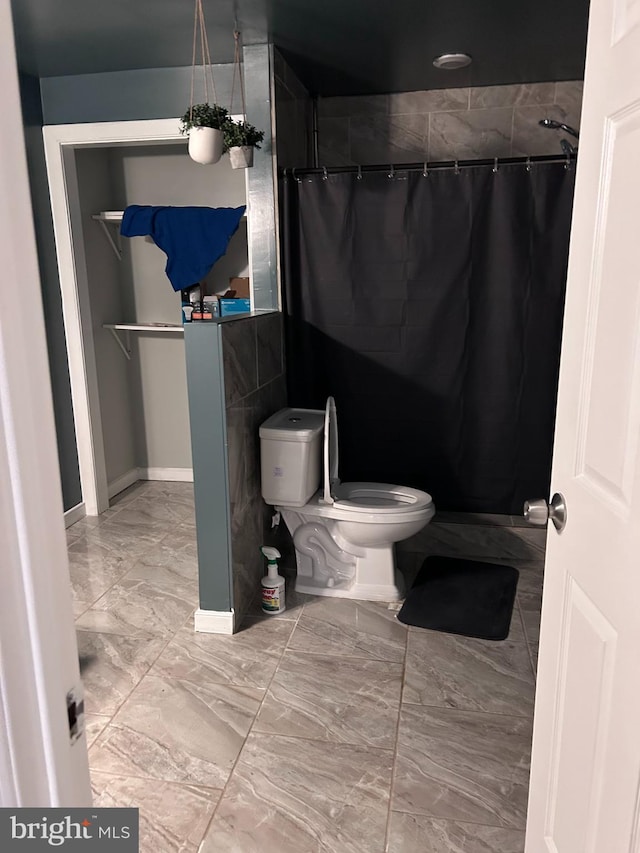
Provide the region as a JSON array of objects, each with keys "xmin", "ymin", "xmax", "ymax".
[{"xmin": 282, "ymin": 153, "xmax": 575, "ymax": 178}]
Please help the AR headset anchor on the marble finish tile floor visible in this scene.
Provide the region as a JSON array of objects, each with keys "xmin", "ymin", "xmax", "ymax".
[{"xmin": 68, "ymin": 480, "xmax": 542, "ymax": 852}]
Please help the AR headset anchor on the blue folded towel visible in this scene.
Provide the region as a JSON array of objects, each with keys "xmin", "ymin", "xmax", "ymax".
[{"xmin": 120, "ymin": 205, "xmax": 247, "ymax": 291}]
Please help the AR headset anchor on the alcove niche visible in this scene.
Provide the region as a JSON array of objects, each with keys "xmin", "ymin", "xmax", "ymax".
[{"xmin": 45, "ymin": 119, "xmax": 250, "ymax": 514}]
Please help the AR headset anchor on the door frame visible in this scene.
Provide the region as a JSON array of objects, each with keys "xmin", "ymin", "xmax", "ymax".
[
  {"xmin": 1, "ymin": 0, "xmax": 90, "ymax": 805},
  {"xmin": 43, "ymin": 119, "xmax": 187, "ymax": 516}
]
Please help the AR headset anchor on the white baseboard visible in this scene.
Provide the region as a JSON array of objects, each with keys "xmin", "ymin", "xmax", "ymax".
[
  {"xmin": 64, "ymin": 503, "xmax": 86, "ymax": 528},
  {"xmin": 108, "ymin": 467, "xmax": 194, "ymax": 499},
  {"xmin": 107, "ymin": 468, "xmax": 140, "ymax": 499},
  {"xmin": 139, "ymin": 467, "xmax": 193, "ymax": 482},
  {"xmin": 194, "ymin": 608, "xmax": 236, "ymax": 635}
]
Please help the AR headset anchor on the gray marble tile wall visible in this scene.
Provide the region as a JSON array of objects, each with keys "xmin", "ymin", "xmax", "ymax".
[
  {"xmin": 318, "ymin": 81, "xmax": 583, "ymax": 165},
  {"xmin": 221, "ymin": 313, "xmax": 287, "ymax": 624},
  {"xmin": 273, "ymin": 49, "xmax": 314, "ymax": 167}
]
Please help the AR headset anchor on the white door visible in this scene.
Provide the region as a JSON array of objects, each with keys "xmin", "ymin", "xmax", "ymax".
[
  {"xmin": 0, "ymin": 0, "xmax": 91, "ymax": 806},
  {"xmin": 526, "ymin": 0, "xmax": 640, "ymax": 849}
]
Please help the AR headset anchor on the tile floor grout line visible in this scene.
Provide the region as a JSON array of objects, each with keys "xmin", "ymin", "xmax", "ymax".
[
  {"xmin": 404, "ymin": 627, "xmax": 534, "ymax": 647},
  {"xmin": 398, "ymin": 699, "xmax": 536, "ymax": 720},
  {"xmin": 89, "ymin": 766, "xmax": 223, "ymax": 794},
  {"xmin": 389, "ymin": 805, "xmax": 528, "ymax": 831},
  {"xmin": 194, "ymin": 590, "xmax": 303, "ymax": 847},
  {"xmin": 383, "ymin": 620, "xmax": 410, "ymax": 853},
  {"xmin": 86, "ymin": 607, "xmax": 198, "ymax": 741},
  {"xmin": 75, "ymin": 563, "xmax": 198, "ymax": 627},
  {"xmin": 237, "ymin": 725, "xmax": 399, "ymax": 751},
  {"xmin": 253, "ymin": 646, "xmax": 407, "ymax": 664},
  {"xmin": 194, "ymin": 591, "xmax": 390, "ymax": 845},
  {"xmin": 516, "ymin": 596, "xmax": 540, "ymax": 688},
  {"xmin": 526, "ymin": 639, "xmax": 538, "ymax": 681},
  {"xmin": 72, "ymin": 562, "xmax": 141, "ymax": 614}
]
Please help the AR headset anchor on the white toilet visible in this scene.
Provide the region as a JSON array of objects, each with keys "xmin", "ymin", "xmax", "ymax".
[{"xmin": 259, "ymin": 397, "xmax": 435, "ymax": 601}]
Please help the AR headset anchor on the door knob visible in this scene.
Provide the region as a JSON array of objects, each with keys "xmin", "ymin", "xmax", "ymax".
[{"xmin": 523, "ymin": 492, "xmax": 567, "ymax": 532}]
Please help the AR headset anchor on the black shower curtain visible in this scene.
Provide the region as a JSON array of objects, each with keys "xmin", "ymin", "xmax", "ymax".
[{"xmin": 282, "ymin": 164, "xmax": 575, "ymax": 514}]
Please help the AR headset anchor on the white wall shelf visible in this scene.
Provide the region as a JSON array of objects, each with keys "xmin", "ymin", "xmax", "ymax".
[
  {"xmin": 92, "ymin": 212, "xmax": 123, "ymax": 260},
  {"xmin": 103, "ymin": 322, "xmax": 184, "ymax": 360},
  {"xmin": 92, "ymin": 210, "xmax": 247, "ymax": 262}
]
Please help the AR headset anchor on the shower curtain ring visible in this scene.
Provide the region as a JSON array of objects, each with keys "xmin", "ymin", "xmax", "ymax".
[
  {"xmin": 493, "ymin": 157, "xmax": 499, "ymax": 173},
  {"xmin": 322, "ymin": 166, "xmax": 328, "ymax": 181},
  {"xmin": 357, "ymin": 165, "xmax": 363, "ymax": 180},
  {"xmin": 422, "ymin": 161, "xmax": 429, "ymax": 177},
  {"xmin": 388, "ymin": 164, "xmax": 395, "ymax": 178},
  {"xmin": 454, "ymin": 160, "xmax": 460, "ymax": 175},
  {"xmin": 292, "ymin": 167, "xmax": 301, "ymax": 183},
  {"xmin": 526, "ymin": 157, "xmax": 532, "ymax": 172},
  {"xmin": 564, "ymin": 153, "xmax": 572, "ymax": 170}
]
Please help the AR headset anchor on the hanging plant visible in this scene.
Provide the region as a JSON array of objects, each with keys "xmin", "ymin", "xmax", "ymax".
[
  {"xmin": 183, "ymin": 0, "xmax": 227, "ymax": 165},
  {"xmin": 224, "ymin": 120, "xmax": 265, "ymax": 169},
  {"xmin": 225, "ymin": 30, "xmax": 265, "ymax": 169},
  {"xmin": 180, "ymin": 103, "xmax": 229, "ymax": 135},
  {"xmin": 180, "ymin": 104, "xmax": 229, "ymax": 165}
]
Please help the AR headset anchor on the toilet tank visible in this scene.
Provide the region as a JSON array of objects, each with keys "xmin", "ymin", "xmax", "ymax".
[{"xmin": 259, "ymin": 408, "xmax": 325, "ymax": 507}]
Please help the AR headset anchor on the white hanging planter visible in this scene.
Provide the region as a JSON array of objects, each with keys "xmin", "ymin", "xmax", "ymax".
[
  {"xmin": 229, "ymin": 145, "xmax": 254, "ymax": 169},
  {"xmin": 188, "ymin": 126, "xmax": 224, "ymax": 165}
]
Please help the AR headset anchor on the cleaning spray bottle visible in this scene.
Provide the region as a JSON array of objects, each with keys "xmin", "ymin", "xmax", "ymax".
[{"xmin": 260, "ymin": 546, "xmax": 285, "ymax": 615}]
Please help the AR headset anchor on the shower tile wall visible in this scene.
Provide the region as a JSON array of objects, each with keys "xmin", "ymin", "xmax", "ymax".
[
  {"xmin": 274, "ymin": 49, "xmax": 314, "ymax": 167},
  {"xmin": 318, "ymin": 80, "xmax": 583, "ymax": 165},
  {"xmin": 221, "ymin": 313, "xmax": 287, "ymax": 624}
]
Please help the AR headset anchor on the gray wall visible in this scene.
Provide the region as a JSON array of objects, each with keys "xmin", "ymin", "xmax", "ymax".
[
  {"xmin": 318, "ymin": 81, "xmax": 583, "ymax": 164},
  {"xmin": 75, "ymin": 148, "xmax": 137, "ymax": 486},
  {"xmin": 40, "ymin": 64, "xmax": 236, "ymax": 125},
  {"xmin": 18, "ymin": 72, "xmax": 82, "ymax": 511},
  {"xmin": 184, "ymin": 322, "xmax": 233, "ymax": 613},
  {"xmin": 222, "ymin": 313, "xmax": 287, "ymax": 623}
]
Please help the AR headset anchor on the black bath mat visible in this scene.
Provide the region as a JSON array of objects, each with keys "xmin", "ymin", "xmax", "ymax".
[{"xmin": 397, "ymin": 556, "xmax": 519, "ymax": 640}]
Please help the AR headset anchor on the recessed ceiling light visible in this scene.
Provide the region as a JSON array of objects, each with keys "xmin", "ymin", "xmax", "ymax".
[{"xmin": 432, "ymin": 53, "xmax": 472, "ymax": 70}]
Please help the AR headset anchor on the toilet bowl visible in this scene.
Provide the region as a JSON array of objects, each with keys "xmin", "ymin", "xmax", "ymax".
[{"xmin": 259, "ymin": 397, "xmax": 435, "ymax": 601}]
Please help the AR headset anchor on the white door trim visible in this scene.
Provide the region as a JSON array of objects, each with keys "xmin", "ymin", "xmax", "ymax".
[
  {"xmin": 0, "ymin": 0, "xmax": 90, "ymax": 805},
  {"xmin": 42, "ymin": 118, "xmax": 185, "ymax": 516}
]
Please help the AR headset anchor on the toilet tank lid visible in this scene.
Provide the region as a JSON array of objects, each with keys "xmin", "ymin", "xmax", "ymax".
[{"xmin": 259, "ymin": 407, "xmax": 325, "ymax": 441}]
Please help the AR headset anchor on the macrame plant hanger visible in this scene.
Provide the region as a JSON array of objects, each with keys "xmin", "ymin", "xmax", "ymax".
[
  {"xmin": 186, "ymin": 0, "xmax": 224, "ymax": 164},
  {"xmin": 227, "ymin": 30, "xmax": 255, "ymax": 168},
  {"xmin": 229, "ymin": 30, "xmax": 247, "ymax": 126}
]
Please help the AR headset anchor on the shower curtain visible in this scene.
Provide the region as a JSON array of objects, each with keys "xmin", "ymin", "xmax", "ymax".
[{"xmin": 282, "ymin": 163, "xmax": 575, "ymax": 514}]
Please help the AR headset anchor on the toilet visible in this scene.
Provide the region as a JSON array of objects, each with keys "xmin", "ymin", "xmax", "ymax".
[{"xmin": 259, "ymin": 397, "xmax": 435, "ymax": 601}]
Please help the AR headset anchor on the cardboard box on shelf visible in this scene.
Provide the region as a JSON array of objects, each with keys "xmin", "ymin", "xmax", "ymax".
[
  {"xmin": 219, "ymin": 298, "xmax": 251, "ymax": 316},
  {"xmin": 228, "ymin": 277, "xmax": 250, "ymax": 298}
]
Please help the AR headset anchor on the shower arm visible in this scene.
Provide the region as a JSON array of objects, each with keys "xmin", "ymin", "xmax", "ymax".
[{"xmin": 539, "ymin": 118, "xmax": 580, "ymax": 139}]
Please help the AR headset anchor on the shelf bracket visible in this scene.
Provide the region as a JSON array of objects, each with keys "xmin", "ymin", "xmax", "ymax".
[
  {"xmin": 95, "ymin": 219, "xmax": 122, "ymax": 260},
  {"xmin": 107, "ymin": 327, "xmax": 131, "ymax": 360}
]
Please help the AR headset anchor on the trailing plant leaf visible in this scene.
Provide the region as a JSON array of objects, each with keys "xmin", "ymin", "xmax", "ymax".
[
  {"xmin": 180, "ymin": 103, "xmax": 230, "ymax": 134},
  {"xmin": 223, "ymin": 119, "xmax": 265, "ymax": 152}
]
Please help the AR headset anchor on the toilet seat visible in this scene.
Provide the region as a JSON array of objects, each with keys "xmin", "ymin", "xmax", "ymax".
[
  {"xmin": 306, "ymin": 485, "xmax": 434, "ymax": 525},
  {"xmin": 333, "ymin": 482, "xmax": 432, "ymax": 513},
  {"xmin": 317, "ymin": 397, "xmax": 434, "ymax": 522}
]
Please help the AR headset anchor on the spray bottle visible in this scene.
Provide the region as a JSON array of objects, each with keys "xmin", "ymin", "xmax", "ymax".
[{"xmin": 260, "ymin": 546, "xmax": 285, "ymax": 615}]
